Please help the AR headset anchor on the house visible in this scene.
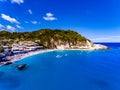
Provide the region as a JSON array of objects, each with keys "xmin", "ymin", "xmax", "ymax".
[{"xmin": 11, "ymin": 41, "xmax": 43, "ymax": 53}]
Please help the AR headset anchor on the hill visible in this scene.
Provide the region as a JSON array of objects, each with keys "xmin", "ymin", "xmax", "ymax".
[{"xmin": 0, "ymin": 29, "xmax": 92, "ymax": 48}]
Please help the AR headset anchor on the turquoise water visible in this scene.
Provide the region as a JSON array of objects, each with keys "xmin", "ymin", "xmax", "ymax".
[{"xmin": 0, "ymin": 43, "xmax": 120, "ymax": 90}]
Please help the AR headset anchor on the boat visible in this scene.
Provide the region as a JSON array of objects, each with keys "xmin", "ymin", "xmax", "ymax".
[{"xmin": 17, "ymin": 64, "xmax": 27, "ymax": 70}]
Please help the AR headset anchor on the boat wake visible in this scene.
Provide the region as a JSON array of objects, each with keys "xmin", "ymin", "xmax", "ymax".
[{"xmin": 56, "ymin": 55, "xmax": 62, "ymax": 58}]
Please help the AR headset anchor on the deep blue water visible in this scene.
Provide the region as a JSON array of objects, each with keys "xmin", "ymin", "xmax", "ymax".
[{"xmin": 0, "ymin": 43, "xmax": 120, "ymax": 90}]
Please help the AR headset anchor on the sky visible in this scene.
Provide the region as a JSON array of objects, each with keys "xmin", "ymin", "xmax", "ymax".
[{"xmin": 0, "ymin": 0, "xmax": 120, "ymax": 42}]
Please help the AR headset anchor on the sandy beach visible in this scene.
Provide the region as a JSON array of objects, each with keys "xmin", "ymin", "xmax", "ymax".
[
  {"xmin": 1, "ymin": 49, "xmax": 57, "ymax": 65},
  {"xmin": 0, "ymin": 44, "xmax": 108, "ymax": 65},
  {"xmin": 12, "ymin": 49, "xmax": 57, "ymax": 61}
]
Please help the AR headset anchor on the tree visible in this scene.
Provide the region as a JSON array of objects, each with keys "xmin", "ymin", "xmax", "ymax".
[
  {"xmin": 0, "ymin": 46, "xmax": 4, "ymax": 53},
  {"xmin": 0, "ymin": 29, "xmax": 91, "ymax": 48}
]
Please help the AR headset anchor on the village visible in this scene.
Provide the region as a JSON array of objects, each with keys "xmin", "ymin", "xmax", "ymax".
[{"xmin": 0, "ymin": 40, "xmax": 44, "ymax": 64}]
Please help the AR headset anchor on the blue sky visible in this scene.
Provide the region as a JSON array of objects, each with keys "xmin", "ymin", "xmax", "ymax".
[{"xmin": 0, "ymin": 0, "xmax": 120, "ymax": 42}]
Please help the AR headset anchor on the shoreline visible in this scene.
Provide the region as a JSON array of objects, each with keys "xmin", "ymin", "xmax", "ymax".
[
  {"xmin": 11, "ymin": 49, "xmax": 57, "ymax": 62},
  {"xmin": 0, "ymin": 49, "xmax": 57, "ymax": 66},
  {"xmin": 0, "ymin": 44, "xmax": 108, "ymax": 66}
]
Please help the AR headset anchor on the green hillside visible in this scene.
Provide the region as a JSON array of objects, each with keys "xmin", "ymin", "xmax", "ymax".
[{"xmin": 0, "ymin": 29, "xmax": 91, "ymax": 48}]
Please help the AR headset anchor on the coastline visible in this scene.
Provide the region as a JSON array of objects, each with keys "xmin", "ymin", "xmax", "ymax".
[
  {"xmin": 0, "ymin": 44, "xmax": 108, "ymax": 66},
  {"xmin": 11, "ymin": 49, "xmax": 56, "ymax": 61},
  {"xmin": 0, "ymin": 49, "xmax": 57, "ymax": 66}
]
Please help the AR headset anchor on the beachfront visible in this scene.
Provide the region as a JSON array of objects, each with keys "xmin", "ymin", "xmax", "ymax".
[
  {"xmin": 0, "ymin": 43, "xmax": 109, "ymax": 66},
  {"xmin": 0, "ymin": 49, "xmax": 56, "ymax": 65}
]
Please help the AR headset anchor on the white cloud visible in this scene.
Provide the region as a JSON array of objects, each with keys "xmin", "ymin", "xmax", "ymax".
[
  {"xmin": 28, "ymin": 9, "xmax": 32, "ymax": 14},
  {"xmin": 16, "ymin": 25, "xmax": 23, "ymax": 29},
  {"xmin": 46, "ymin": 13, "xmax": 53, "ymax": 17},
  {"xmin": 31, "ymin": 21, "xmax": 38, "ymax": 24},
  {"xmin": 1, "ymin": 14, "xmax": 20, "ymax": 24},
  {"xmin": 0, "ymin": 24, "xmax": 5, "ymax": 29},
  {"xmin": 6, "ymin": 25, "xmax": 16, "ymax": 32},
  {"xmin": 25, "ymin": 21, "xmax": 40, "ymax": 24},
  {"xmin": 0, "ymin": 0, "xmax": 7, "ymax": 2},
  {"xmin": 112, "ymin": 36, "xmax": 120, "ymax": 38},
  {"xmin": 92, "ymin": 37, "xmax": 110, "ymax": 41},
  {"xmin": 92, "ymin": 36, "xmax": 120, "ymax": 42},
  {"xmin": 43, "ymin": 12, "xmax": 57, "ymax": 21},
  {"xmin": 11, "ymin": 0, "xmax": 24, "ymax": 4}
]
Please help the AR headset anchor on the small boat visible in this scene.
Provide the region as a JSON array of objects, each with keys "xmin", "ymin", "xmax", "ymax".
[{"xmin": 17, "ymin": 64, "xmax": 27, "ymax": 70}]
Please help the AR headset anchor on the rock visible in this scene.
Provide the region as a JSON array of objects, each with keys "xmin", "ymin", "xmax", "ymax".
[
  {"xmin": 93, "ymin": 44, "xmax": 108, "ymax": 50},
  {"xmin": 56, "ymin": 40, "xmax": 109, "ymax": 50},
  {"xmin": 17, "ymin": 64, "xmax": 27, "ymax": 70},
  {"xmin": 4, "ymin": 62, "xmax": 13, "ymax": 65}
]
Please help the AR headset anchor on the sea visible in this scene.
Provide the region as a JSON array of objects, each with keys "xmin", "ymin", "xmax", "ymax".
[{"xmin": 0, "ymin": 43, "xmax": 120, "ymax": 90}]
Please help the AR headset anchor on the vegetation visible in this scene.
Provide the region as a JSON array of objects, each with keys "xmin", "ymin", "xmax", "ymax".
[
  {"xmin": 0, "ymin": 46, "xmax": 4, "ymax": 53},
  {"xmin": 0, "ymin": 29, "xmax": 91, "ymax": 48}
]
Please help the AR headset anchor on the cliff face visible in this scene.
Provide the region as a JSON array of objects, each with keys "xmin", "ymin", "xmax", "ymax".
[
  {"xmin": 0, "ymin": 29, "xmax": 108, "ymax": 50},
  {"xmin": 47, "ymin": 39, "xmax": 93, "ymax": 49},
  {"xmin": 55, "ymin": 40, "xmax": 94, "ymax": 50},
  {"xmin": 32, "ymin": 29, "xmax": 92, "ymax": 49}
]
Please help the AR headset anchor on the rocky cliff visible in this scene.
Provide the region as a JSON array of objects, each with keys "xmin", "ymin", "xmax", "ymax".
[{"xmin": 0, "ymin": 29, "xmax": 108, "ymax": 50}]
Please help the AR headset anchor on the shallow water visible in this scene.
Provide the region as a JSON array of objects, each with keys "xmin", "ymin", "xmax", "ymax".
[{"xmin": 0, "ymin": 43, "xmax": 120, "ymax": 90}]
